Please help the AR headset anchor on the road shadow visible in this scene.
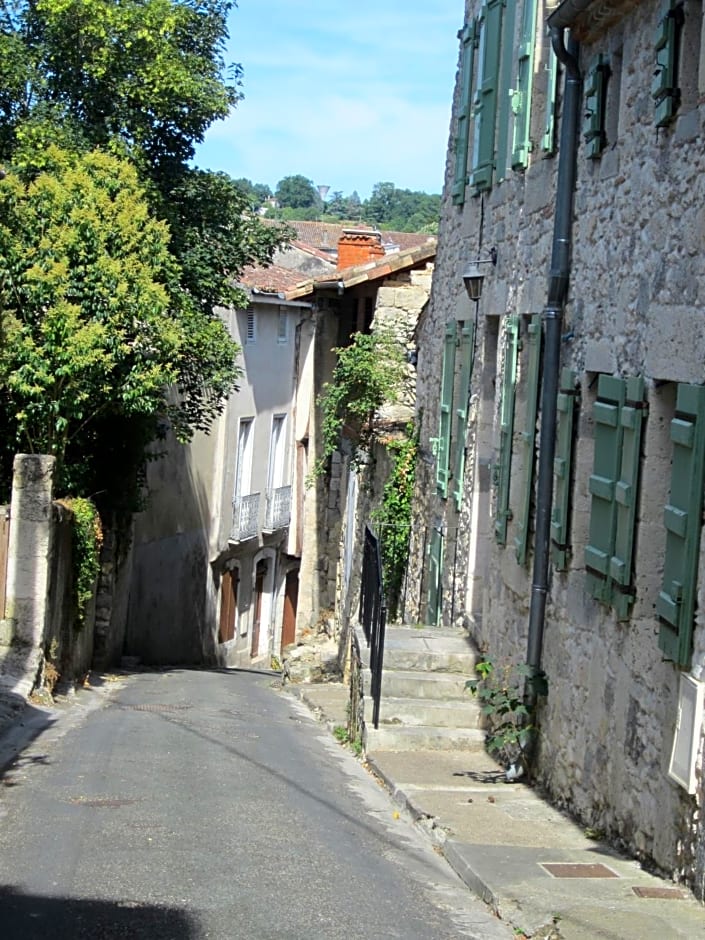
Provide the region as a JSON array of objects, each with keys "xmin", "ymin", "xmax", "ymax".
[{"xmin": 0, "ymin": 885, "xmax": 201, "ymax": 940}]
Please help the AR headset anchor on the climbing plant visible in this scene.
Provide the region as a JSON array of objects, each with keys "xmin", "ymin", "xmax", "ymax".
[
  {"xmin": 314, "ymin": 330, "xmax": 405, "ymax": 476},
  {"xmin": 372, "ymin": 424, "xmax": 417, "ymax": 621},
  {"xmin": 60, "ymin": 497, "xmax": 103, "ymax": 629}
]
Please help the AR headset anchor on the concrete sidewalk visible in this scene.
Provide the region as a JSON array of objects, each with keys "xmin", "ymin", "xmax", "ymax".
[{"xmin": 289, "ymin": 680, "xmax": 705, "ymax": 940}]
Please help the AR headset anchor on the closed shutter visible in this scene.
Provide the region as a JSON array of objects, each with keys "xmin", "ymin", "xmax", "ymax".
[
  {"xmin": 452, "ymin": 22, "xmax": 478, "ymax": 206},
  {"xmin": 583, "ymin": 55, "xmax": 610, "ymax": 159},
  {"xmin": 542, "ymin": 42, "xmax": 559, "ymax": 154},
  {"xmin": 515, "ymin": 315, "xmax": 542, "ymax": 565},
  {"xmin": 495, "ymin": 0, "xmax": 517, "ymax": 183},
  {"xmin": 453, "ymin": 321, "xmax": 476, "ymax": 510},
  {"xmin": 657, "ymin": 384, "xmax": 705, "ymax": 667},
  {"xmin": 585, "ymin": 376, "xmax": 627, "ymax": 604},
  {"xmin": 470, "ymin": 0, "xmax": 504, "ymax": 193},
  {"xmin": 511, "ymin": 0, "xmax": 537, "ymax": 169},
  {"xmin": 436, "ymin": 321, "xmax": 457, "ymax": 498},
  {"xmin": 494, "ymin": 314, "xmax": 520, "ymax": 545},
  {"xmin": 610, "ymin": 377, "xmax": 646, "ymax": 618},
  {"xmin": 585, "ymin": 375, "xmax": 645, "ymax": 612},
  {"xmin": 551, "ymin": 369, "xmax": 578, "ymax": 570}
]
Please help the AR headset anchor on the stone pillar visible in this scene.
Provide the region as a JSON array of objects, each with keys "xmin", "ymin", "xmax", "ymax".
[{"xmin": 0, "ymin": 455, "xmax": 55, "ymax": 691}]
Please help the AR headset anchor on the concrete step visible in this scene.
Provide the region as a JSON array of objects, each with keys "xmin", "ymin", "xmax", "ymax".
[
  {"xmin": 364, "ymin": 723, "xmax": 486, "ymax": 752},
  {"xmin": 363, "ymin": 668, "xmax": 472, "ymax": 701},
  {"xmin": 361, "ymin": 645, "xmax": 478, "ymax": 674},
  {"xmin": 376, "ymin": 696, "xmax": 482, "ymax": 729}
]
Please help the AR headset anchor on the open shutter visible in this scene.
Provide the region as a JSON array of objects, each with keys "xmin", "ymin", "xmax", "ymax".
[
  {"xmin": 610, "ymin": 376, "xmax": 646, "ymax": 619},
  {"xmin": 510, "ymin": 0, "xmax": 537, "ymax": 169},
  {"xmin": 495, "ymin": 0, "xmax": 517, "ymax": 183},
  {"xmin": 585, "ymin": 375, "xmax": 626, "ymax": 605},
  {"xmin": 426, "ymin": 527, "xmax": 444, "ymax": 626},
  {"xmin": 494, "ymin": 314, "xmax": 520, "ymax": 545},
  {"xmin": 470, "ymin": 0, "xmax": 504, "ymax": 193},
  {"xmin": 515, "ymin": 315, "xmax": 542, "ymax": 565},
  {"xmin": 452, "ymin": 21, "xmax": 478, "ymax": 206},
  {"xmin": 453, "ymin": 320, "xmax": 476, "ymax": 510},
  {"xmin": 551, "ymin": 369, "xmax": 578, "ymax": 570},
  {"xmin": 653, "ymin": 0, "xmax": 684, "ymax": 127},
  {"xmin": 542, "ymin": 42, "xmax": 559, "ymax": 153},
  {"xmin": 436, "ymin": 321, "xmax": 457, "ymax": 498},
  {"xmin": 657, "ymin": 384, "xmax": 705, "ymax": 667}
]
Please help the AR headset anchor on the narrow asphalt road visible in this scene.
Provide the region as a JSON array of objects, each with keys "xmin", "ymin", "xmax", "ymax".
[{"xmin": 0, "ymin": 668, "xmax": 511, "ymax": 939}]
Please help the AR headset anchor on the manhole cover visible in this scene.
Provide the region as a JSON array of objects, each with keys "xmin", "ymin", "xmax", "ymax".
[
  {"xmin": 632, "ymin": 886, "xmax": 689, "ymax": 899},
  {"xmin": 123, "ymin": 704, "xmax": 191, "ymax": 712},
  {"xmin": 69, "ymin": 797, "xmax": 140, "ymax": 808},
  {"xmin": 540, "ymin": 862, "xmax": 619, "ymax": 879}
]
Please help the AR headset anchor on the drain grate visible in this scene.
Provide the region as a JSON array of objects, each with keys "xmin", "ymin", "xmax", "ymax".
[
  {"xmin": 540, "ymin": 862, "xmax": 619, "ymax": 879},
  {"xmin": 632, "ymin": 886, "xmax": 689, "ymax": 900},
  {"xmin": 69, "ymin": 797, "xmax": 140, "ymax": 808},
  {"xmin": 123, "ymin": 703, "xmax": 191, "ymax": 712}
]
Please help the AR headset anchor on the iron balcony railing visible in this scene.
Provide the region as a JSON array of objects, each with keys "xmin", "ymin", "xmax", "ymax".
[
  {"xmin": 265, "ymin": 484, "xmax": 292, "ymax": 531},
  {"xmin": 231, "ymin": 493, "xmax": 260, "ymax": 542}
]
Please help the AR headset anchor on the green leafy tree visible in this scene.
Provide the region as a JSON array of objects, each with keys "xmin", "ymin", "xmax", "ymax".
[
  {"xmin": 275, "ymin": 174, "xmax": 318, "ymax": 210},
  {"xmin": 0, "ymin": 147, "xmax": 240, "ymax": 499}
]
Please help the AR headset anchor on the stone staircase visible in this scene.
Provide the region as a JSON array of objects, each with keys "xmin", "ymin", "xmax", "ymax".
[{"xmin": 359, "ymin": 625, "xmax": 486, "ymax": 753}]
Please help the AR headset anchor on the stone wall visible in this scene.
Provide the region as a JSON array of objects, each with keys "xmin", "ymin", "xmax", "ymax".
[{"xmin": 411, "ymin": 0, "xmax": 705, "ymax": 893}]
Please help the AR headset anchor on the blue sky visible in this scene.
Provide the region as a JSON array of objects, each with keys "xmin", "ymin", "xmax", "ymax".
[{"xmin": 193, "ymin": 1, "xmax": 462, "ymax": 200}]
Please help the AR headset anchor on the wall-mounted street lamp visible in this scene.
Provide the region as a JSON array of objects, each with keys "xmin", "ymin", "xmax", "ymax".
[{"xmin": 462, "ymin": 247, "xmax": 497, "ymax": 301}]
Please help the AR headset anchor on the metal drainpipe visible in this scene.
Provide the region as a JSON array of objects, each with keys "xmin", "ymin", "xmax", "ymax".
[{"xmin": 525, "ymin": 30, "xmax": 581, "ymax": 698}]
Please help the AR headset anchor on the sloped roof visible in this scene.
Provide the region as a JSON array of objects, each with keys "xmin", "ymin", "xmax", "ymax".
[{"xmin": 280, "ymin": 220, "xmax": 435, "ymax": 254}]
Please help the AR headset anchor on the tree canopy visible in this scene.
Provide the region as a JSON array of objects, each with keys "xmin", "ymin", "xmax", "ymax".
[
  {"xmin": 0, "ymin": 0, "xmax": 291, "ymax": 506},
  {"xmin": 275, "ymin": 174, "xmax": 319, "ymax": 210}
]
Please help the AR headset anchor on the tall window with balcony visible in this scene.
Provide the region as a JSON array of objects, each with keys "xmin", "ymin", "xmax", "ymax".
[
  {"xmin": 232, "ymin": 417, "xmax": 259, "ymax": 542},
  {"xmin": 266, "ymin": 414, "xmax": 291, "ymax": 531}
]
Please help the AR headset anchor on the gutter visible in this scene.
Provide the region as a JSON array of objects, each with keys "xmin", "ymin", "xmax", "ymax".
[
  {"xmin": 547, "ymin": 0, "xmax": 597, "ymax": 30},
  {"xmin": 525, "ymin": 30, "xmax": 582, "ymax": 709}
]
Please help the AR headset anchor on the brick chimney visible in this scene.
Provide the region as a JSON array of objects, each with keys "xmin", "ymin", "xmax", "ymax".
[{"xmin": 337, "ymin": 228, "xmax": 385, "ymax": 270}]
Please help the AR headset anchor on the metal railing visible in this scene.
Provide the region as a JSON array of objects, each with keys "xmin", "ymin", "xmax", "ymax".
[
  {"xmin": 231, "ymin": 493, "xmax": 260, "ymax": 542},
  {"xmin": 265, "ymin": 484, "xmax": 292, "ymax": 530},
  {"xmin": 359, "ymin": 525, "xmax": 387, "ymax": 729}
]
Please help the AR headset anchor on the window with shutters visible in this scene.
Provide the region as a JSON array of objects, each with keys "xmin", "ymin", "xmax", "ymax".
[
  {"xmin": 583, "ymin": 55, "xmax": 610, "ymax": 159},
  {"xmin": 452, "ymin": 21, "xmax": 478, "ymax": 206},
  {"xmin": 510, "ymin": 0, "xmax": 537, "ymax": 170},
  {"xmin": 653, "ymin": 0, "xmax": 684, "ymax": 126},
  {"xmin": 657, "ymin": 383, "xmax": 705, "ymax": 668},
  {"xmin": 551, "ymin": 369, "xmax": 579, "ymax": 570},
  {"xmin": 514, "ymin": 315, "xmax": 542, "ymax": 565},
  {"xmin": 494, "ymin": 0, "xmax": 517, "ymax": 184},
  {"xmin": 246, "ymin": 310, "xmax": 257, "ymax": 344},
  {"xmin": 453, "ymin": 321, "xmax": 476, "ymax": 510},
  {"xmin": 470, "ymin": 0, "xmax": 504, "ymax": 193},
  {"xmin": 542, "ymin": 40, "xmax": 559, "ymax": 154},
  {"xmin": 584, "ymin": 375, "xmax": 646, "ymax": 618},
  {"xmin": 493, "ymin": 315, "xmax": 520, "ymax": 545},
  {"xmin": 436, "ymin": 321, "xmax": 457, "ymax": 498}
]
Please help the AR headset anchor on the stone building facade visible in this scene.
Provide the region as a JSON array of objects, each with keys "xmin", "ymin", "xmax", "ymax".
[{"xmin": 410, "ymin": 0, "xmax": 705, "ymax": 895}]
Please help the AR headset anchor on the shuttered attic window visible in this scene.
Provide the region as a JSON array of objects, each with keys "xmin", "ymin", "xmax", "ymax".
[
  {"xmin": 653, "ymin": 0, "xmax": 684, "ymax": 126},
  {"xmin": 583, "ymin": 55, "xmax": 610, "ymax": 159},
  {"xmin": 246, "ymin": 310, "xmax": 256, "ymax": 344}
]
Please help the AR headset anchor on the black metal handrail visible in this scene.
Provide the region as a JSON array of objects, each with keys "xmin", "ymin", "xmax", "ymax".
[{"xmin": 359, "ymin": 525, "xmax": 387, "ymax": 729}]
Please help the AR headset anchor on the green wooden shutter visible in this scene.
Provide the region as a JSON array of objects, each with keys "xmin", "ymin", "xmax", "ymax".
[
  {"xmin": 585, "ymin": 375, "xmax": 626, "ymax": 605},
  {"xmin": 551, "ymin": 369, "xmax": 578, "ymax": 570},
  {"xmin": 494, "ymin": 314, "xmax": 520, "ymax": 545},
  {"xmin": 583, "ymin": 55, "xmax": 610, "ymax": 159},
  {"xmin": 495, "ymin": 0, "xmax": 517, "ymax": 183},
  {"xmin": 453, "ymin": 320, "xmax": 476, "ymax": 510},
  {"xmin": 427, "ymin": 526, "xmax": 444, "ymax": 626},
  {"xmin": 653, "ymin": 0, "xmax": 684, "ymax": 127},
  {"xmin": 657, "ymin": 384, "xmax": 705, "ymax": 667},
  {"xmin": 611, "ymin": 376, "xmax": 646, "ymax": 619},
  {"xmin": 470, "ymin": 0, "xmax": 504, "ymax": 193},
  {"xmin": 510, "ymin": 0, "xmax": 537, "ymax": 170},
  {"xmin": 452, "ymin": 22, "xmax": 478, "ymax": 206},
  {"xmin": 515, "ymin": 315, "xmax": 542, "ymax": 565},
  {"xmin": 542, "ymin": 43, "xmax": 559, "ymax": 153},
  {"xmin": 436, "ymin": 321, "xmax": 457, "ymax": 498}
]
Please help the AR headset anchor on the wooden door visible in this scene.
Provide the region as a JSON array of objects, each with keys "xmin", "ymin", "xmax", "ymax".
[
  {"xmin": 281, "ymin": 569, "xmax": 299, "ymax": 651},
  {"xmin": 218, "ymin": 568, "xmax": 239, "ymax": 643},
  {"xmin": 251, "ymin": 560, "xmax": 267, "ymax": 657}
]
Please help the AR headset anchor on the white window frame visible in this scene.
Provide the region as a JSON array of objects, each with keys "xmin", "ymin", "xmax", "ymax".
[
  {"xmin": 234, "ymin": 417, "xmax": 254, "ymax": 498},
  {"xmin": 267, "ymin": 414, "xmax": 287, "ymax": 492},
  {"xmin": 277, "ymin": 308, "xmax": 289, "ymax": 345}
]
